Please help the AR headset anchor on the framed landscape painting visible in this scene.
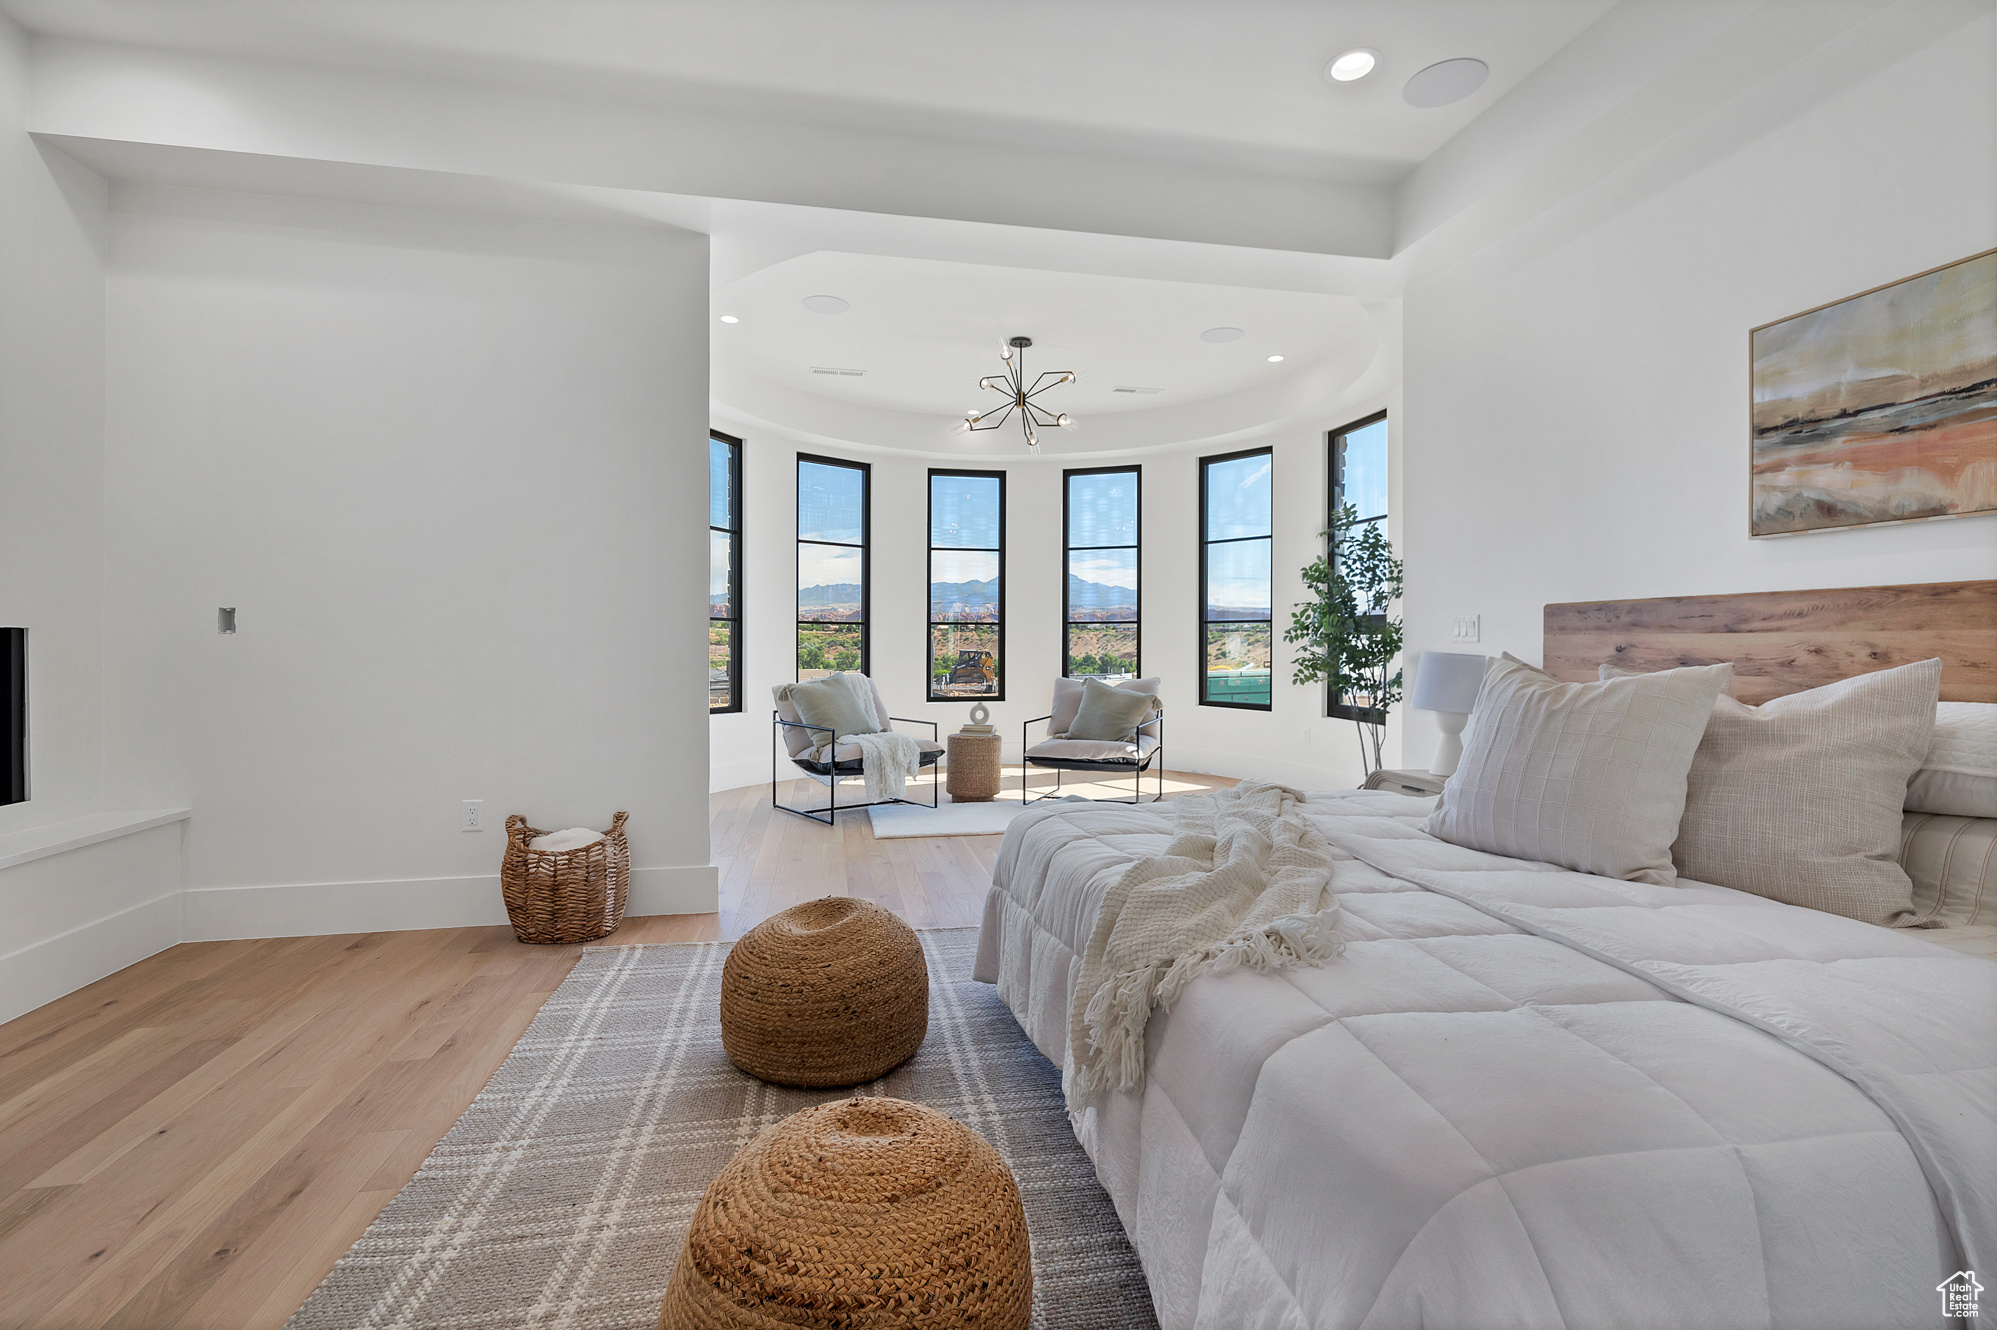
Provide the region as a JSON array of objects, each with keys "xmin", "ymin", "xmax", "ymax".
[{"xmin": 1750, "ymin": 249, "xmax": 1996, "ymax": 537}]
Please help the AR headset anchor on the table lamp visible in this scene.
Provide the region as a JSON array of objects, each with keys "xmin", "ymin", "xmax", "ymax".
[{"xmin": 1410, "ymin": 651, "xmax": 1489, "ymax": 777}]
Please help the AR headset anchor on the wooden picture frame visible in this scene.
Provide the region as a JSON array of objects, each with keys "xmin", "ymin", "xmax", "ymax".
[{"xmin": 1749, "ymin": 250, "xmax": 1996, "ymax": 538}]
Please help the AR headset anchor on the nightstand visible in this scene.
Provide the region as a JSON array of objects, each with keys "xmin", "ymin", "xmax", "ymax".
[{"xmin": 1361, "ymin": 768, "xmax": 1446, "ymax": 797}]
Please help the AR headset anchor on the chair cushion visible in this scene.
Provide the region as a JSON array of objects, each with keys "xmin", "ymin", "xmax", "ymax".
[
  {"xmin": 1069, "ymin": 678, "xmax": 1158, "ymax": 742},
  {"xmin": 774, "ymin": 674, "xmax": 882, "ymax": 758},
  {"xmin": 1051, "ymin": 675, "xmax": 1161, "ymax": 736},
  {"xmin": 1024, "ymin": 735, "xmax": 1159, "ymax": 766},
  {"xmin": 797, "ymin": 740, "xmax": 945, "ymax": 774}
]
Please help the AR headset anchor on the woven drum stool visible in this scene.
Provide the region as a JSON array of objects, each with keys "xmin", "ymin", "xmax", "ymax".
[
  {"xmin": 658, "ymin": 1097, "xmax": 1031, "ymax": 1330},
  {"xmin": 720, "ymin": 898, "xmax": 928, "ymax": 1087},
  {"xmin": 945, "ymin": 730, "xmax": 1003, "ymax": 802}
]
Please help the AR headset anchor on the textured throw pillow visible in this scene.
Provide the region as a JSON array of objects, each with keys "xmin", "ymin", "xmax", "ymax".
[
  {"xmin": 1900, "ymin": 812, "xmax": 1997, "ymax": 929},
  {"xmin": 1068, "ymin": 678, "xmax": 1157, "ymax": 742},
  {"xmin": 780, "ymin": 673, "xmax": 882, "ymax": 743},
  {"xmin": 1426, "ymin": 657, "xmax": 1731, "ymax": 885},
  {"xmin": 1906, "ymin": 701, "xmax": 1997, "ymax": 818},
  {"xmin": 1612, "ymin": 657, "xmax": 1940, "ymax": 927},
  {"xmin": 1050, "ymin": 675, "xmax": 1161, "ymax": 736}
]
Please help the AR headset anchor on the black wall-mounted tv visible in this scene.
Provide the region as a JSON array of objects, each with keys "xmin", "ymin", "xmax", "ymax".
[{"xmin": 3, "ymin": 627, "xmax": 24, "ymax": 807}]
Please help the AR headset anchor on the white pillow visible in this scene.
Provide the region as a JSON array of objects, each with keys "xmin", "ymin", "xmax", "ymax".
[
  {"xmin": 1608, "ymin": 658, "xmax": 1939, "ymax": 927},
  {"xmin": 1426, "ymin": 656, "xmax": 1731, "ymax": 885},
  {"xmin": 529, "ymin": 827, "xmax": 605, "ymax": 853},
  {"xmin": 1906, "ymin": 701, "xmax": 1997, "ymax": 818}
]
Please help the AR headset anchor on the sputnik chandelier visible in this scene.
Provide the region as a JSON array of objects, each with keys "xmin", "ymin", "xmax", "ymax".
[{"xmin": 960, "ymin": 336, "xmax": 1075, "ymax": 450}]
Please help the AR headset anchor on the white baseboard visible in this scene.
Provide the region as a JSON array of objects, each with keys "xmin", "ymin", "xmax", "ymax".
[
  {"xmin": 629, "ymin": 865, "xmax": 721, "ymax": 917},
  {"xmin": 0, "ymin": 890, "xmax": 184, "ymax": 1026},
  {"xmin": 181, "ymin": 863, "xmax": 721, "ymax": 942},
  {"xmin": 1164, "ymin": 746, "xmax": 1367, "ymax": 793},
  {"xmin": 719, "ymin": 748, "xmax": 1372, "ymax": 798}
]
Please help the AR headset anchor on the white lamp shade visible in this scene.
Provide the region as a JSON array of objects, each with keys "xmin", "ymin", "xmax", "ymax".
[{"xmin": 1410, "ymin": 651, "xmax": 1489, "ymax": 714}]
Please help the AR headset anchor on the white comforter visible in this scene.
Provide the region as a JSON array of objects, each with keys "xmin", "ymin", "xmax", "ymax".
[{"xmin": 973, "ymin": 790, "xmax": 1997, "ymax": 1330}]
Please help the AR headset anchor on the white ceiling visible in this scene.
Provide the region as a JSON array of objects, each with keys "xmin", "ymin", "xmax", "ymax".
[
  {"xmin": 717, "ymin": 252, "xmax": 1378, "ymax": 422},
  {"xmin": 2, "ymin": 0, "xmax": 1616, "ymax": 184},
  {"xmin": 17, "ymin": 0, "xmax": 1954, "ymax": 457}
]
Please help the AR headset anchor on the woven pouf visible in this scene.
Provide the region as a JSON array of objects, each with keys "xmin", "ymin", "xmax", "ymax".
[
  {"xmin": 658, "ymin": 1097, "xmax": 1032, "ymax": 1329},
  {"xmin": 720, "ymin": 898, "xmax": 929, "ymax": 1087}
]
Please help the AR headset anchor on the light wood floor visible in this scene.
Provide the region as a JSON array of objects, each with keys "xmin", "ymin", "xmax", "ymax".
[{"xmin": 0, "ymin": 767, "xmax": 1229, "ymax": 1329}]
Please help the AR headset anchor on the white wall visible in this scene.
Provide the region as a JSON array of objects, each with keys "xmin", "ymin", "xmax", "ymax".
[
  {"xmin": 0, "ymin": 19, "xmax": 188, "ymax": 1025},
  {"xmin": 100, "ymin": 185, "xmax": 718, "ymax": 937},
  {"xmin": 0, "ymin": 17, "xmax": 107, "ymax": 835},
  {"xmin": 1398, "ymin": 17, "xmax": 1997, "ymax": 770}
]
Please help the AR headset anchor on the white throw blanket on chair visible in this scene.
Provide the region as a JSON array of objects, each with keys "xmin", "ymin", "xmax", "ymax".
[
  {"xmin": 1066, "ymin": 779, "xmax": 1342, "ymax": 1107},
  {"xmin": 846, "ymin": 729, "xmax": 923, "ymax": 804}
]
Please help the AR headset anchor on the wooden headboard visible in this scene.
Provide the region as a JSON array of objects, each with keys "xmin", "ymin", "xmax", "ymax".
[{"xmin": 1543, "ymin": 580, "xmax": 1997, "ymax": 704}]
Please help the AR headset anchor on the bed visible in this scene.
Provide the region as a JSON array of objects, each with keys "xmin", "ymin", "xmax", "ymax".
[{"xmin": 972, "ymin": 580, "xmax": 1997, "ymax": 1330}]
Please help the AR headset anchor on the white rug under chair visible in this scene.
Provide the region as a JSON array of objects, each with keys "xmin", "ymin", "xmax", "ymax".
[{"xmin": 867, "ymin": 799, "xmax": 1030, "ymax": 837}]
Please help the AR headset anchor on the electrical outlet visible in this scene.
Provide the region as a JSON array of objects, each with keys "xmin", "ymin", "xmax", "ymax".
[
  {"xmin": 461, "ymin": 799, "xmax": 484, "ymax": 832},
  {"xmin": 1451, "ymin": 615, "xmax": 1481, "ymax": 643}
]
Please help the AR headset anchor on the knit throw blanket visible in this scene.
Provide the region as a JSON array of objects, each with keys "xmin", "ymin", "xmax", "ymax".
[
  {"xmin": 1066, "ymin": 780, "xmax": 1343, "ymax": 1108},
  {"xmin": 846, "ymin": 729, "xmax": 923, "ymax": 804}
]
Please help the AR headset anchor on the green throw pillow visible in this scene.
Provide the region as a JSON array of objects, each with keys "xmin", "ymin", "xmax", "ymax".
[
  {"xmin": 1068, "ymin": 678, "xmax": 1155, "ymax": 742},
  {"xmin": 785, "ymin": 673, "xmax": 881, "ymax": 743}
]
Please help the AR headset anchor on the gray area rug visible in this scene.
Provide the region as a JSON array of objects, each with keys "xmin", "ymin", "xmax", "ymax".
[{"xmin": 287, "ymin": 928, "xmax": 1159, "ymax": 1329}]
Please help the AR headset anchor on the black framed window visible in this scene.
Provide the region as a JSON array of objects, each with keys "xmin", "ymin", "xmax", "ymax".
[
  {"xmin": 1064, "ymin": 467, "xmax": 1139, "ymax": 681},
  {"xmin": 928, "ymin": 470, "xmax": 1005, "ymax": 700},
  {"xmin": 1199, "ymin": 446, "xmax": 1273, "ymax": 709},
  {"xmin": 1328, "ymin": 411, "xmax": 1389, "ymax": 720},
  {"xmin": 797, "ymin": 454, "xmax": 869, "ymax": 679},
  {"xmin": 708, "ymin": 432, "xmax": 743, "ymax": 713},
  {"xmin": 2, "ymin": 627, "xmax": 24, "ymax": 806}
]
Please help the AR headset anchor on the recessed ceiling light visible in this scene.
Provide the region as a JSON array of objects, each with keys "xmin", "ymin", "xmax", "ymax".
[
  {"xmin": 1201, "ymin": 326, "xmax": 1244, "ymax": 343},
  {"xmin": 801, "ymin": 295, "xmax": 850, "ymax": 315},
  {"xmin": 719, "ymin": 314, "xmax": 739, "ymax": 324},
  {"xmin": 1403, "ymin": 57, "xmax": 1488, "ymax": 108},
  {"xmin": 1325, "ymin": 48, "xmax": 1377, "ymax": 83},
  {"xmin": 1267, "ymin": 354, "xmax": 1285, "ymax": 363}
]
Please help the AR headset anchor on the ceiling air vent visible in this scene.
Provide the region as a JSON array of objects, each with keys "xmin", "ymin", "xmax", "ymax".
[
  {"xmin": 1112, "ymin": 386, "xmax": 1163, "ymax": 395},
  {"xmin": 810, "ymin": 366, "xmax": 866, "ymax": 377}
]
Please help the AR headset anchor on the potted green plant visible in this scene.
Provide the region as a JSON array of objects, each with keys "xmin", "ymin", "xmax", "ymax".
[{"xmin": 1284, "ymin": 502, "xmax": 1404, "ymax": 776}]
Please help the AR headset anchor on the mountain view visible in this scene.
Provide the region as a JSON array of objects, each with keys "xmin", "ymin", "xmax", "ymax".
[
  {"xmin": 1066, "ymin": 573, "xmax": 1135, "ymax": 620},
  {"xmin": 1204, "ymin": 602, "xmax": 1271, "ymax": 621},
  {"xmin": 796, "ymin": 582, "xmax": 863, "ymax": 621},
  {"xmin": 929, "ymin": 578, "xmax": 998, "ymax": 620}
]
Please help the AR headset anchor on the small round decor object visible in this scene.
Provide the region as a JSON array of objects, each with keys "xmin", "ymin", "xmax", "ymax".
[
  {"xmin": 658, "ymin": 1096, "xmax": 1032, "ymax": 1330},
  {"xmin": 969, "ymin": 701, "xmax": 991, "ymax": 728},
  {"xmin": 720, "ymin": 898, "xmax": 928, "ymax": 1087}
]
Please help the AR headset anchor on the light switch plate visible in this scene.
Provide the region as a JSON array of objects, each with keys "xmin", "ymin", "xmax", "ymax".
[{"xmin": 1451, "ymin": 615, "xmax": 1481, "ymax": 643}]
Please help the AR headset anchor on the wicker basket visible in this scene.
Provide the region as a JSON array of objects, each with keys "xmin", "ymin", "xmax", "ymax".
[
  {"xmin": 720, "ymin": 897, "xmax": 928, "ymax": 1087},
  {"xmin": 500, "ymin": 811, "xmax": 630, "ymax": 944},
  {"xmin": 657, "ymin": 1096, "xmax": 1032, "ymax": 1330}
]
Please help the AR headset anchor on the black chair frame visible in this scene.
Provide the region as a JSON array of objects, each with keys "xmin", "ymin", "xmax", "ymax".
[
  {"xmin": 1019, "ymin": 705, "xmax": 1165, "ymax": 805},
  {"xmin": 772, "ymin": 712, "xmax": 941, "ymax": 826}
]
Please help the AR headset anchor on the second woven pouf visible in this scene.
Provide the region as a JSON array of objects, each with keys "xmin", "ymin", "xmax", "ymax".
[
  {"xmin": 720, "ymin": 897, "xmax": 928, "ymax": 1087},
  {"xmin": 657, "ymin": 1096, "xmax": 1032, "ymax": 1330}
]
